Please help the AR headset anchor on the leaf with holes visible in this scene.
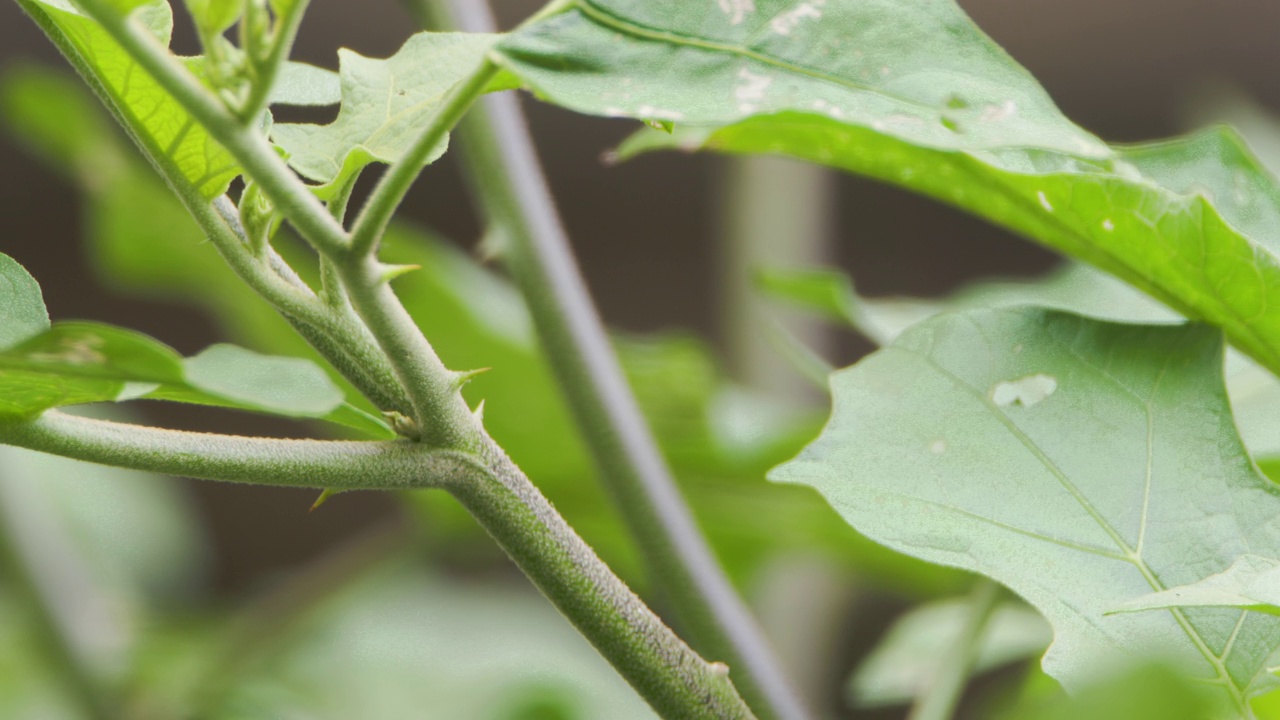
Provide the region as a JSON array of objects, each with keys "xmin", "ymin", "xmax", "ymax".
[
  {"xmin": 500, "ymin": 0, "xmax": 1280, "ymax": 385},
  {"xmin": 771, "ymin": 307, "xmax": 1280, "ymax": 716},
  {"xmin": 271, "ymin": 31, "xmax": 505, "ymax": 188},
  {"xmin": 16, "ymin": 0, "xmax": 240, "ymax": 198}
]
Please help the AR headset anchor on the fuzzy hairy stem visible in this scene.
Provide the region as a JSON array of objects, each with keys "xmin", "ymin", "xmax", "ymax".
[
  {"xmin": 69, "ymin": 0, "xmax": 351, "ymax": 258},
  {"xmin": 0, "ymin": 411, "xmax": 461, "ymax": 490},
  {"xmin": 453, "ymin": 438, "xmax": 757, "ymax": 720},
  {"xmin": 16, "ymin": 2, "xmax": 764, "ymax": 715},
  {"xmin": 348, "ymin": 59, "xmax": 500, "ymax": 258}
]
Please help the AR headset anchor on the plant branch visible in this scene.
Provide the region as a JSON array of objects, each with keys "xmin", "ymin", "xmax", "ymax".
[
  {"xmin": 334, "ymin": 255, "xmax": 482, "ymax": 446},
  {"xmin": 0, "ymin": 411, "xmax": 464, "ymax": 490},
  {"xmin": 453, "ymin": 438, "xmax": 758, "ymax": 720},
  {"xmin": 71, "ymin": 0, "xmax": 351, "ymax": 258},
  {"xmin": 348, "ymin": 59, "xmax": 500, "ymax": 257},
  {"xmin": 909, "ymin": 579, "xmax": 1001, "ymax": 720},
  {"xmin": 239, "ymin": 0, "xmax": 313, "ymax": 122},
  {"xmin": 207, "ymin": 197, "xmax": 416, "ymax": 415},
  {"xmin": 416, "ymin": 3, "xmax": 808, "ymax": 719}
]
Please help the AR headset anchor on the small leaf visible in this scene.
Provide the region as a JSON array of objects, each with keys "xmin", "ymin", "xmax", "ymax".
[
  {"xmin": 271, "ymin": 32, "xmax": 502, "ymax": 186},
  {"xmin": 0, "ymin": 252, "xmax": 50, "ymax": 349},
  {"xmin": 755, "ymin": 268, "xmax": 860, "ymax": 327},
  {"xmin": 1110, "ymin": 555, "xmax": 1280, "ymax": 618},
  {"xmin": 269, "ymin": 61, "xmax": 342, "ymax": 107},
  {"xmin": 771, "ymin": 307, "xmax": 1280, "ymax": 713},
  {"xmin": 18, "ymin": 0, "xmax": 240, "ymax": 198},
  {"xmin": 163, "ymin": 343, "xmax": 345, "ymax": 416},
  {"xmin": 0, "ymin": 322, "xmax": 186, "ymax": 419}
]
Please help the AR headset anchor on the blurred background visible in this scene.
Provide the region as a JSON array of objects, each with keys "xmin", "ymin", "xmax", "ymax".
[{"xmin": 1, "ymin": 0, "xmax": 1278, "ymax": 718}]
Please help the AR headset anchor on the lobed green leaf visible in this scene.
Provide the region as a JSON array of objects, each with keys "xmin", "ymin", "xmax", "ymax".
[
  {"xmin": 772, "ymin": 307, "xmax": 1280, "ymax": 714},
  {"xmin": 500, "ymin": 0, "xmax": 1280, "ymax": 382},
  {"xmin": 17, "ymin": 0, "xmax": 240, "ymax": 199},
  {"xmin": 271, "ymin": 31, "xmax": 505, "ymax": 188}
]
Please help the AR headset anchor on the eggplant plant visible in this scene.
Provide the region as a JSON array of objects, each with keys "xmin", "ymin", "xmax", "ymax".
[{"xmin": 3, "ymin": 0, "xmax": 1280, "ymax": 718}]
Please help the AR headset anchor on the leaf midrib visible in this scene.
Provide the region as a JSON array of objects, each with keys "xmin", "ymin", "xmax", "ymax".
[
  {"xmin": 895, "ymin": 342, "xmax": 1248, "ymax": 709},
  {"xmin": 571, "ymin": 0, "xmax": 949, "ymax": 121}
]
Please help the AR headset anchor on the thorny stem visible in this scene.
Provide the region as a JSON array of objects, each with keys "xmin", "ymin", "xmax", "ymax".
[
  {"xmin": 0, "ymin": 411, "xmax": 461, "ymax": 490},
  {"xmin": 67, "ymin": 0, "xmax": 352, "ymax": 259},
  {"xmin": 238, "ymin": 0, "xmax": 313, "ymax": 122},
  {"xmin": 12, "ymin": 1, "xmax": 765, "ymax": 716},
  {"xmin": 348, "ymin": 60, "xmax": 500, "ymax": 258},
  {"xmin": 417, "ymin": 3, "xmax": 808, "ymax": 719}
]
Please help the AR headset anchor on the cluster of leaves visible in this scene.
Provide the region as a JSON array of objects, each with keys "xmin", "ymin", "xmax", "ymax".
[{"xmin": 8, "ymin": 0, "xmax": 1280, "ymax": 717}]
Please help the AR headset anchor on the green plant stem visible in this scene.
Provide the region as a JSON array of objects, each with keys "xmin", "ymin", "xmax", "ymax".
[
  {"xmin": 19, "ymin": 3, "xmax": 767, "ymax": 714},
  {"xmin": 70, "ymin": 0, "xmax": 351, "ymax": 259},
  {"xmin": 909, "ymin": 580, "xmax": 1001, "ymax": 720},
  {"xmin": 417, "ymin": 4, "xmax": 807, "ymax": 719},
  {"xmin": 16, "ymin": 0, "xmax": 412, "ymax": 417},
  {"xmin": 0, "ymin": 489, "xmax": 111, "ymax": 720},
  {"xmin": 207, "ymin": 197, "xmax": 415, "ymax": 415},
  {"xmin": 348, "ymin": 59, "xmax": 500, "ymax": 257},
  {"xmin": 0, "ymin": 411, "xmax": 759, "ymax": 718},
  {"xmin": 454, "ymin": 438, "xmax": 757, "ymax": 720},
  {"xmin": 0, "ymin": 411, "xmax": 464, "ymax": 490},
  {"xmin": 239, "ymin": 0, "xmax": 312, "ymax": 122},
  {"xmin": 334, "ymin": 255, "xmax": 481, "ymax": 446}
]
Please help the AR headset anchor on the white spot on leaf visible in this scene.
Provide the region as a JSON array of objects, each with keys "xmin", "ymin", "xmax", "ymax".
[
  {"xmin": 1102, "ymin": 218, "xmax": 1115, "ymax": 231},
  {"xmin": 1037, "ymin": 191, "xmax": 1054, "ymax": 212},
  {"xmin": 735, "ymin": 67, "xmax": 773, "ymax": 113},
  {"xmin": 717, "ymin": 0, "xmax": 755, "ymax": 25},
  {"xmin": 979, "ymin": 100, "xmax": 1017, "ymax": 122},
  {"xmin": 929, "ymin": 439, "xmax": 947, "ymax": 455},
  {"xmin": 991, "ymin": 374, "xmax": 1058, "ymax": 408},
  {"xmin": 770, "ymin": 0, "xmax": 824, "ymax": 35}
]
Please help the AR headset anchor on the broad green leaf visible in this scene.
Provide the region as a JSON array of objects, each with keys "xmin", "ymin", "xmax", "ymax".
[
  {"xmin": 850, "ymin": 597, "xmax": 1050, "ymax": 707},
  {"xmin": 270, "ymin": 61, "xmax": 342, "ymax": 107},
  {"xmin": 1110, "ymin": 556, "xmax": 1280, "ymax": 619},
  {"xmin": 771, "ymin": 307, "xmax": 1280, "ymax": 713},
  {"xmin": 0, "ymin": 253, "xmax": 50, "ymax": 349},
  {"xmin": 501, "ymin": 1, "xmax": 1280, "ymax": 383},
  {"xmin": 142, "ymin": 344, "xmax": 389, "ymax": 436},
  {"xmin": 0, "ymin": 322, "xmax": 186, "ymax": 419},
  {"xmin": 498, "ymin": 0, "xmax": 1105, "ymax": 156},
  {"xmin": 17, "ymin": 0, "xmax": 239, "ymax": 199},
  {"xmin": 177, "ymin": 344, "xmax": 344, "ymax": 416},
  {"xmin": 760, "ymin": 260, "xmax": 1280, "ymax": 471},
  {"xmin": 271, "ymin": 32, "xmax": 501, "ymax": 185}
]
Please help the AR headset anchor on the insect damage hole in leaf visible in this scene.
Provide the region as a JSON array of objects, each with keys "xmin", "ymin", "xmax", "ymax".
[{"xmin": 772, "ymin": 307, "xmax": 1280, "ymax": 716}]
